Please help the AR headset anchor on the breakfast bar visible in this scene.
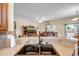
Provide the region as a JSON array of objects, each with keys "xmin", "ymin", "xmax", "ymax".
[{"xmin": 0, "ymin": 37, "xmax": 74, "ymax": 56}]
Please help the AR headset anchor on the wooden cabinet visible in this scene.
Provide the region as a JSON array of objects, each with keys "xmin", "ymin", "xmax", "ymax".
[{"xmin": 0, "ymin": 3, "xmax": 8, "ymax": 33}]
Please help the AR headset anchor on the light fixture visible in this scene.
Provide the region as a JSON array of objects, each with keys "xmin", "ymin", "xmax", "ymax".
[
  {"xmin": 36, "ymin": 17, "xmax": 42, "ymax": 23},
  {"xmin": 72, "ymin": 10, "xmax": 79, "ymax": 22},
  {"xmin": 72, "ymin": 17, "xmax": 79, "ymax": 21},
  {"xmin": 38, "ymin": 20, "xmax": 42, "ymax": 23},
  {"xmin": 36, "ymin": 16, "xmax": 48, "ymax": 23},
  {"xmin": 38, "ymin": 17, "xmax": 43, "ymax": 23}
]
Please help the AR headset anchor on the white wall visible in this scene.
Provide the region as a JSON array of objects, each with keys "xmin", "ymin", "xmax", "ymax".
[
  {"xmin": 8, "ymin": 3, "xmax": 16, "ymax": 48},
  {"xmin": 39, "ymin": 16, "xmax": 78, "ymax": 37},
  {"xmin": 50, "ymin": 16, "xmax": 78, "ymax": 37},
  {"xmin": 8, "ymin": 3, "xmax": 14, "ymax": 31},
  {"xmin": 15, "ymin": 16, "xmax": 78, "ymax": 37}
]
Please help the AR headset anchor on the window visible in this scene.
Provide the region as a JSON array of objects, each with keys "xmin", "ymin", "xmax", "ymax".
[
  {"xmin": 65, "ymin": 23, "xmax": 79, "ymax": 40},
  {"xmin": 46, "ymin": 24, "xmax": 56, "ymax": 32}
]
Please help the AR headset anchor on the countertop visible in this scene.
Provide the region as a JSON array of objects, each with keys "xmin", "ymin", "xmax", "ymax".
[
  {"xmin": 51, "ymin": 37, "xmax": 74, "ymax": 56},
  {"xmin": 0, "ymin": 37, "xmax": 75, "ymax": 56},
  {"xmin": 0, "ymin": 37, "xmax": 28, "ymax": 56}
]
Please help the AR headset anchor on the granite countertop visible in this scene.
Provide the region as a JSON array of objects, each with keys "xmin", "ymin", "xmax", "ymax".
[
  {"xmin": 0, "ymin": 37, "xmax": 75, "ymax": 56},
  {"xmin": 51, "ymin": 37, "xmax": 74, "ymax": 56},
  {"xmin": 0, "ymin": 37, "xmax": 28, "ymax": 56}
]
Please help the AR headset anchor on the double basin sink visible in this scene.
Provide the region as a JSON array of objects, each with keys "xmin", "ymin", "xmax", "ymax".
[{"xmin": 16, "ymin": 44, "xmax": 59, "ymax": 55}]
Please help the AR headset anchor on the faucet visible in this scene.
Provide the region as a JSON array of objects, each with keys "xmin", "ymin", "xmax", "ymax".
[
  {"xmin": 38, "ymin": 32, "xmax": 43, "ymax": 45},
  {"xmin": 39, "ymin": 38, "xmax": 43, "ymax": 45}
]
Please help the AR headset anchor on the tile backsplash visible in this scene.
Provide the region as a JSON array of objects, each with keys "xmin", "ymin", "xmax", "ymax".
[{"xmin": 0, "ymin": 33, "xmax": 10, "ymax": 48}]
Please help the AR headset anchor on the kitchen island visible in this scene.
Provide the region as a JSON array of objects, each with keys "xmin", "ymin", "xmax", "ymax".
[
  {"xmin": 52, "ymin": 37, "xmax": 74, "ymax": 56},
  {"xmin": 0, "ymin": 37, "xmax": 75, "ymax": 56}
]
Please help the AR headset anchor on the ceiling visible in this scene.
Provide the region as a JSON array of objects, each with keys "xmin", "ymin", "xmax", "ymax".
[{"xmin": 14, "ymin": 3, "xmax": 79, "ymax": 22}]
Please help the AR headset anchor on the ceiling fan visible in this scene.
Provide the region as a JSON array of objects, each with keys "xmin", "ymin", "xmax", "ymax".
[{"xmin": 36, "ymin": 16, "xmax": 48, "ymax": 23}]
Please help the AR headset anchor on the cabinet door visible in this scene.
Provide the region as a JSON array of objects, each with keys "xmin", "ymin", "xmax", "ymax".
[
  {"xmin": 0, "ymin": 3, "xmax": 8, "ymax": 33},
  {"xmin": 0, "ymin": 4, "xmax": 1, "ymax": 26}
]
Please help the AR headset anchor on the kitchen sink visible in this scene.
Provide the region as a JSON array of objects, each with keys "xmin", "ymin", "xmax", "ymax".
[{"xmin": 16, "ymin": 44, "xmax": 59, "ymax": 56}]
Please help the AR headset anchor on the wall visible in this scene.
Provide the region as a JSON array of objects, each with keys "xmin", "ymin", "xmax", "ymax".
[
  {"xmin": 8, "ymin": 3, "xmax": 16, "ymax": 48},
  {"xmin": 15, "ymin": 16, "xmax": 78, "ymax": 37},
  {"xmin": 49, "ymin": 17, "xmax": 72, "ymax": 37},
  {"xmin": 39, "ymin": 16, "xmax": 78, "ymax": 37},
  {"xmin": 8, "ymin": 3, "xmax": 14, "ymax": 31},
  {"xmin": 50, "ymin": 16, "xmax": 79, "ymax": 37}
]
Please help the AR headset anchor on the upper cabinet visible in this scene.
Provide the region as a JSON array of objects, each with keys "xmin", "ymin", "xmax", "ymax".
[{"xmin": 0, "ymin": 3, "xmax": 8, "ymax": 33}]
